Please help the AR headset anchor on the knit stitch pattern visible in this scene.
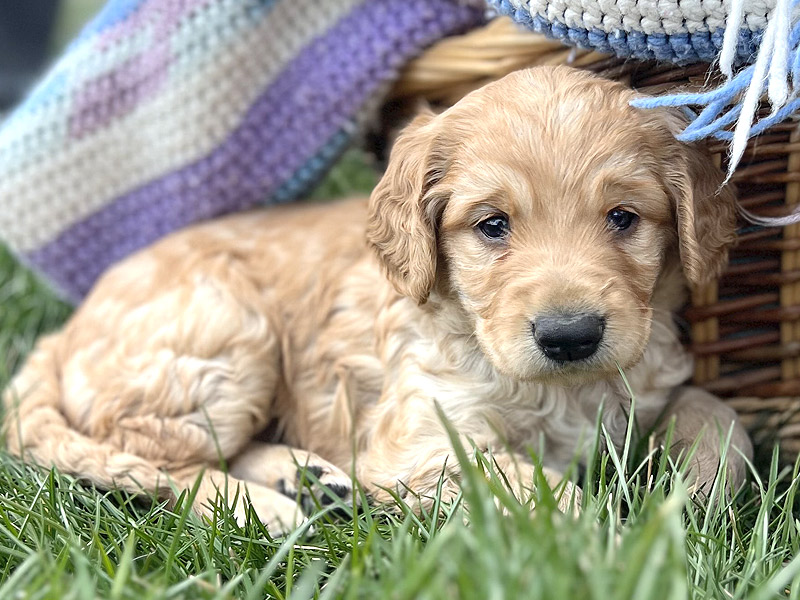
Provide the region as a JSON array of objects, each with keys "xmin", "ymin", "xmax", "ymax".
[
  {"xmin": 0, "ymin": 0, "xmax": 483, "ymax": 301},
  {"xmin": 488, "ymin": 0, "xmax": 766, "ymax": 64}
]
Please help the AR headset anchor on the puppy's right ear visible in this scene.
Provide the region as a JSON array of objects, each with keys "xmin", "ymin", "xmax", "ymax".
[{"xmin": 367, "ymin": 110, "xmax": 449, "ymax": 304}]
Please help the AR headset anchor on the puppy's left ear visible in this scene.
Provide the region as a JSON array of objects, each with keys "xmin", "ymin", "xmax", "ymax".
[
  {"xmin": 662, "ymin": 130, "xmax": 738, "ymax": 287},
  {"xmin": 669, "ymin": 145, "xmax": 737, "ymax": 286}
]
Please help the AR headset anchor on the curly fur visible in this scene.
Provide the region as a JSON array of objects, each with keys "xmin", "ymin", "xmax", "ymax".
[{"xmin": 3, "ymin": 67, "xmax": 751, "ymax": 533}]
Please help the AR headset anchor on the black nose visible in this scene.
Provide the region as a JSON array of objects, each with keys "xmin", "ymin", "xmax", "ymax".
[{"xmin": 532, "ymin": 313, "xmax": 605, "ymax": 362}]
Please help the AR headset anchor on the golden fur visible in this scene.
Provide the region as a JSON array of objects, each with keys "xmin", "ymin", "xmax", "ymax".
[{"xmin": 3, "ymin": 67, "xmax": 752, "ymax": 533}]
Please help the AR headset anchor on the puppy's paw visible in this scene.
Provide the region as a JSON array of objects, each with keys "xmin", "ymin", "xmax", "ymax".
[
  {"xmin": 494, "ymin": 458, "xmax": 581, "ymax": 515},
  {"xmin": 683, "ymin": 451, "xmax": 749, "ymax": 502},
  {"xmin": 233, "ymin": 484, "xmax": 311, "ymax": 537},
  {"xmin": 229, "ymin": 442, "xmax": 356, "ymax": 517},
  {"xmin": 190, "ymin": 472, "xmax": 310, "ymax": 537},
  {"xmin": 553, "ymin": 479, "xmax": 583, "ymax": 514},
  {"xmin": 279, "ymin": 461, "xmax": 355, "ymax": 517}
]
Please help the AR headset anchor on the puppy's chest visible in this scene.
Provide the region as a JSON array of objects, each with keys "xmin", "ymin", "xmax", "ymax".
[{"xmin": 392, "ymin": 342, "xmax": 614, "ymax": 455}]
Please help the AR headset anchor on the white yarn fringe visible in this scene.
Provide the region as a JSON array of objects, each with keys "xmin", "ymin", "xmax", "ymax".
[
  {"xmin": 724, "ymin": 0, "xmax": 794, "ymax": 182},
  {"xmin": 717, "ymin": 0, "xmax": 800, "ymax": 226}
]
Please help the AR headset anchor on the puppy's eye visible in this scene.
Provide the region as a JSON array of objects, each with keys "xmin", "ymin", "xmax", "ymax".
[
  {"xmin": 606, "ymin": 208, "xmax": 638, "ymax": 232},
  {"xmin": 477, "ymin": 215, "xmax": 510, "ymax": 240}
]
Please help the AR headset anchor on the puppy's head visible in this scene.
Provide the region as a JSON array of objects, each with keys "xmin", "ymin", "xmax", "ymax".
[{"xmin": 367, "ymin": 66, "xmax": 736, "ymax": 382}]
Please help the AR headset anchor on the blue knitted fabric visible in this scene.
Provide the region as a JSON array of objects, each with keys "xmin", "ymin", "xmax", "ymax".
[{"xmin": 488, "ymin": 0, "xmax": 764, "ymax": 64}]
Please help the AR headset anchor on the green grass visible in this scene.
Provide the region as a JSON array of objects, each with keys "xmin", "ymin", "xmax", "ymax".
[{"xmin": 1, "ymin": 150, "xmax": 800, "ymax": 599}]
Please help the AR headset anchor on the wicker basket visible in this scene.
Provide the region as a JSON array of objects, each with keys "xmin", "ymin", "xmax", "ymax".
[{"xmin": 388, "ymin": 18, "xmax": 800, "ymax": 459}]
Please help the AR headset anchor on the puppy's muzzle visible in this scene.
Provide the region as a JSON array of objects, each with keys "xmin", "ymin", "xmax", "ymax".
[{"xmin": 532, "ymin": 313, "xmax": 605, "ymax": 362}]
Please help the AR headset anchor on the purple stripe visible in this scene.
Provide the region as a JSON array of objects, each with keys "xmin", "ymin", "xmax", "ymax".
[
  {"xmin": 69, "ymin": 50, "xmax": 169, "ymax": 138},
  {"xmin": 29, "ymin": 0, "xmax": 483, "ymax": 301}
]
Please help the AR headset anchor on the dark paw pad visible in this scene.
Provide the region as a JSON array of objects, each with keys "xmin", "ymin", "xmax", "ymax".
[
  {"xmin": 297, "ymin": 465, "xmax": 325, "ymax": 482},
  {"xmin": 320, "ymin": 483, "xmax": 351, "ymax": 505},
  {"xmin": 276, "ymin": 478, "xmax": 296, "ymax": 499}
]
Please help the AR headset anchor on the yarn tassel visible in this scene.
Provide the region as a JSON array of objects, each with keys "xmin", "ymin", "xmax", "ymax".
[
  {"xmin": 632, "ymin": 0, "xmax": 800, "ymax": 226},
  {"xmin": 719, "ymin": 0, "xmax": 746, "ymax": 78}
]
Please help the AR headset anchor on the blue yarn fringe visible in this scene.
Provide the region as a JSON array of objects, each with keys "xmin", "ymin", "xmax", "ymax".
[{"xmin": 632, "ymin": 16, "xmax": 800, "ymax": 146}]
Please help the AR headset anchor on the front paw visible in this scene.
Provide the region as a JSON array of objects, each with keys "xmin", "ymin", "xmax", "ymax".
[
  {"xmin": 657, "ymin": 386, "xmax": 752, "ymax": 497},
  {"xmin": 279, "ymin": 462, "xmax": 356, "ymax": 517},
  {"xmin": 552, "ymin": 478, "xmax": 583, "ymax": 513},
  {"xmin": 680, "ymin": 443, "xmax": 749, "ymax": 498},
  {"xmin": 491, "ymin": 457, "xmax": 582, "ymax": 514}
]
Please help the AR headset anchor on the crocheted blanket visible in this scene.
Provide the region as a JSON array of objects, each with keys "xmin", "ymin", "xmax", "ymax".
[
  {"xmin": 0, "ymin": 0, "xmax": 483, "ymax": 301},
  {"xmin": 490, "ymin": 0, "xmax": 767, "ymax": 64}
]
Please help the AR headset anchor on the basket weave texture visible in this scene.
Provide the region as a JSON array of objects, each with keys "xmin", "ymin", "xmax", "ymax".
[{"xmin": 390, "ymin": 18, "xmax": 800, "ymax": 457}]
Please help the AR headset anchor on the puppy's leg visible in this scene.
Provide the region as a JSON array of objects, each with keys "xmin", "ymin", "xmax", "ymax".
[
  {"xmin": 490, "ymin": 453, "xmax": 581, "ymax": 512},
  {"xmin": 229, "ymin": 442, "xmax": 354, "ymax": 514},
  {"xmin": 173, "ymin": 467, "xmax": 307, "ymax": 536},
  {"xmin": 4, "ymin": 365, "xmax": 302, "ymax": 535},
  {"xmin": 656, "ymin": 386, "xmax": 753, "ymax": 493},
  {"xmin": 4, "ymin": 273, "xmax": 285, "ymax": 524},
  {"xmin": 359, "ymin": 428, "xmax": 578, "ymax": 514}
]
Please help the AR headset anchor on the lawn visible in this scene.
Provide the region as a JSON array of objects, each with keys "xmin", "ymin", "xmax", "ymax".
[{"xmin": 1, "ymin": 151, "xmax": 800, "ymax": 599}]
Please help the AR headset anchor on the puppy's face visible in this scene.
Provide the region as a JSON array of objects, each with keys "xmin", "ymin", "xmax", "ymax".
[{"xmin": 368, "ymin": 67, "xmax": 736, "ymax": 383}]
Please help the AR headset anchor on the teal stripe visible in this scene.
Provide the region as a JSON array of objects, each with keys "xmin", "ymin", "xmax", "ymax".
[{"xmin": 273, "ymin": 129, "xmax": 352, "ymax": 203}]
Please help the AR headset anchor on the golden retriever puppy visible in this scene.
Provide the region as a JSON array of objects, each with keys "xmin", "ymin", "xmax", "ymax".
[{"xmin": 3, "ymin": 66, "xmax": 752, "ymax": 533}]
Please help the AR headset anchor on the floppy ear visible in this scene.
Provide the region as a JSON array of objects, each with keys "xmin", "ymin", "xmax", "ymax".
[
  {"xmin": 644, "ymin": 106, "xmax": 738, "ymax": 286},
  {"xmin": 366, "ymin": 110, "xmax": 449, "ymax": 304},
  {"xmin": 666, "ymin": 141, "xmax": 738, "ymax": 287}
]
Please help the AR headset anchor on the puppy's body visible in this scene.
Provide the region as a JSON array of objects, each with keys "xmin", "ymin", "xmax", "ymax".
[{"xmin": 4, "ymin": 67, "xmax": 751, "ymax": 531}]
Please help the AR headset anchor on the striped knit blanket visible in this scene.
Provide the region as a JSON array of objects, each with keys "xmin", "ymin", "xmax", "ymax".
[{"xmin": 0, "ymin": 0, "xmax": 484, "ymax": 301}]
